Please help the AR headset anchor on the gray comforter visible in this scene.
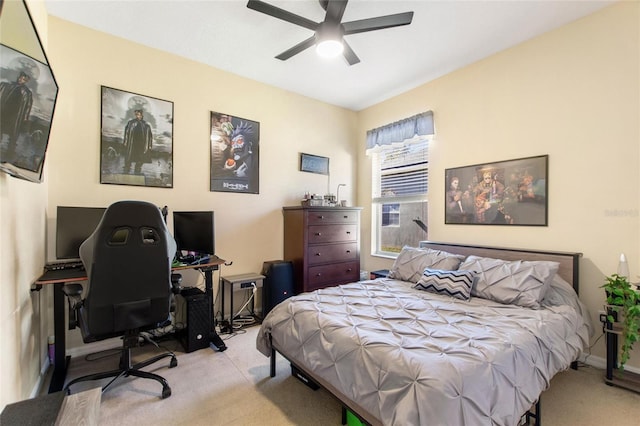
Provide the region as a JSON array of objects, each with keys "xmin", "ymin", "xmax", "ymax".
[{"xmin": 257, "ymin": 278, "xmax": 590, "ymax": 426}]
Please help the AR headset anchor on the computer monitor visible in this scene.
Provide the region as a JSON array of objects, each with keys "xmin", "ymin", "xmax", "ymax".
[
  {"xmin": 55, "ymin": 206, "xmax": 106, "ymax": 259},
  {"xmin": 173, "ymin": 211, "xmax": 215, "ymax": 259}
]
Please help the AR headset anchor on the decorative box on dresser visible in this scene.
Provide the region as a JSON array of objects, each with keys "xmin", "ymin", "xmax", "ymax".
[{"xmin": 283, "ymin": 206, "xmax": 362, "ymax": 294}]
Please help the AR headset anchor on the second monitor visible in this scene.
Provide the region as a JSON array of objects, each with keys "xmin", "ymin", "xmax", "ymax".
[{"xmin": 173, "ymin": 211, "xmax": 215, "ymax": 261}]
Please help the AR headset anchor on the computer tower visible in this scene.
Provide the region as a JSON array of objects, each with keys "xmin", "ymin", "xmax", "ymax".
[
  {"xmin": 176, "ymin": 287, "xmax": 210, "ymax": 353},
  {"xmin": 262, "ymin": 260, "xmax": 294, "ymax": 317}
]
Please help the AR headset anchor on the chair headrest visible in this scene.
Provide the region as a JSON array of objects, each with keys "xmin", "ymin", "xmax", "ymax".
[{"xmin": 98, "ymin": 201, "xmax": 165, "ymax": 228}]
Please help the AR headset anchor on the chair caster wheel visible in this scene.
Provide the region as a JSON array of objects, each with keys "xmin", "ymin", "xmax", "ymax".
[
  {"xmin": 169, "ymin": 357, "xmax": 178, "ymax": 368},
  {"xmin": 162, "ymin": 386, "xmax": 172, "ymax": 399}
]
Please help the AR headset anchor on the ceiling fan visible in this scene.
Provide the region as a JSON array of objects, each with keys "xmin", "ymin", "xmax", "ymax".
[{"xmin": 246, "ymin": 0, "xmax": 414, "ymax": 65}]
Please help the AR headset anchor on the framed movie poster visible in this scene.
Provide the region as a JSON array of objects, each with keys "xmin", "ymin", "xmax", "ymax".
[
  {"xmin": 0, "ymin": 0, "xmax": 59, "ymax": 183},
  {"xmin": 445, "ymin": 155, "xmax": 548, "ymax": 226},
  {"xmin": 210, "ymin": 111, "xmax": 260, "ymax": 194},
  {"xmin": 100, "ymin": 86, "xmax": 173, "ymax": 188}
]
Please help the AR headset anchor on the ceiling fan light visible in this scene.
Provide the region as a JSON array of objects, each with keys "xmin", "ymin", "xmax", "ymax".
[{"xmin": 316, "ymin": 39, "xmax": 344, "ymax": 58}]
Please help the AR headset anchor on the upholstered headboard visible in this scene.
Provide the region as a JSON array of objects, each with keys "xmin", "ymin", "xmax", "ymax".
[{"xmin": 418, "ymin": 241, "xmax": 582, "ymax": 294}]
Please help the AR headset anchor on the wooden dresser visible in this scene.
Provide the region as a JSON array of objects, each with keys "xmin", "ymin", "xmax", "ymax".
[{"xmin": 283, "ymin": 206, "xmax": 361, "ymax": 294}]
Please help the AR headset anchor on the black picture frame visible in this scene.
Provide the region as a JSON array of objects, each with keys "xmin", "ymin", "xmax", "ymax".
[
  {"xmin": 210, "ymin": 111, "xmax": 260, "ymax": 194},
  {"xmin": 0, "ymin": 1, "xmax": 59, "ymax": 183},
  {"xmin": 300, "ymin": 153, "xmax": 329, "ymax": 175},
  {"xmin": 100, "ymin": 86, "xmax": 174, "ymax": 188},
  {"xmin": 445, "ymin": 155, "xmax": 548, "ymax": 226}
]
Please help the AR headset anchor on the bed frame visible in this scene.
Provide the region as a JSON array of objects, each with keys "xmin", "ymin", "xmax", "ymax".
[{"xmin": 268, "ymin": 242, "xmax": 583, "ymax": 426}]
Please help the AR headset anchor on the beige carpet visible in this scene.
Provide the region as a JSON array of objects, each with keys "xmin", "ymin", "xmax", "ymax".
[{"xmin": 63, "ymin": 325, "xmax": 640, "ymax": 425}]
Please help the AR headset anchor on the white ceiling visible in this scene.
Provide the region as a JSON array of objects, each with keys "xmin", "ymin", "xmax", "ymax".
[{"xmin": 44, "ymin": 0, "xmax": 614, "ymax": 111}]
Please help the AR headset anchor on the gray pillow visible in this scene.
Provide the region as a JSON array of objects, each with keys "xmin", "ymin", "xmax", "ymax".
[
  {"xmin": 459, "ymin": 255, "xmax": 559, "ymax": 308},
  {"xmin": 415, "ymin": 268, "xmax": 476, "ymax": 301},
  {"xmin": 388, "ymin": 246, "xmax": 466, "ymax": 283}
]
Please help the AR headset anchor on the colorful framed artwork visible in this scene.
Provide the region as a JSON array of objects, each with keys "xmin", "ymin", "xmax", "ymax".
[
  {"xmin": 300, "ymin": 153, "xmax": 329, "ymax": 175},
  {"xmin": 100, "ymin": 86, "xmax": 173, "ymax": 188},
  {"xmin": 445, "ymin": 155, "xmax": 548, "ymax": 226},
  {"xmin": 210, "ymin": 111, "xmax": 260, "ymax": 194},
  {"xmin": 0, "ymin": 0, "xmax": 59, "ymax": 183}
]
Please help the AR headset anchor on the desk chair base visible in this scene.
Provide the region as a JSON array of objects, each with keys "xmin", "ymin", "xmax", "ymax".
[{"xmin": 64, "ymin": 331, "xmax": 178, "ymax": 399}]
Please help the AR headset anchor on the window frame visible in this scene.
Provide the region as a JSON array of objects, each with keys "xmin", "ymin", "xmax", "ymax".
[{"xmin": 371, "ymin": 136, "xmax": 430, "ymax": 258}]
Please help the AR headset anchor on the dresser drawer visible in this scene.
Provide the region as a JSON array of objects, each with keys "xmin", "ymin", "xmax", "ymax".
[
  {"xmin": 307, "ymin": 210, "xmax": 359, "ymax": 225},
  {"xmin": 307, "ymin": 261, "xmax": 359, "ymax": 289},
  {"xmin": 308, "ymin": 224, "xmax": 357, "ymax": 244},
  {"xmin": 307, "ymin": 242, "xmax": 358, "ymax": 265}
]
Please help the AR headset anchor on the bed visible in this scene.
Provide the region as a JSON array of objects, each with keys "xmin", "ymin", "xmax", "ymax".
[{"xmin": 256, "ymin": 242, "xmax": 592, "ymax": 426}]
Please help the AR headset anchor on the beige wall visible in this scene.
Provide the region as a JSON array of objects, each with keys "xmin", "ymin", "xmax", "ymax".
[
  {"xmin": 0, "ymin": 0, "xmax": 52, "ymax": 409},
  {"xmin": 45, "ymin": 18, "xmax": 358, "ymax": 349},
  {"xmin": 358, "ymin": 1, "xmax": 640, "ymax": 367}
]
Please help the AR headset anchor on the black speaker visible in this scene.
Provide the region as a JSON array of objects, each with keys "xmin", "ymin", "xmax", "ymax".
[
  {"xmin": 262, "ymin": 260, "xmax": 294, "ymax": 317},
  {"xmin": 177, "ymin": 287, "xmax": 210, "ymax": 353}
]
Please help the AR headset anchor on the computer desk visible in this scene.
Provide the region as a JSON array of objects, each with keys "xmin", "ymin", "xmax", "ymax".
[{"xmin": 32, "ymin": 257, "xmax": 225, "ymax": 394}]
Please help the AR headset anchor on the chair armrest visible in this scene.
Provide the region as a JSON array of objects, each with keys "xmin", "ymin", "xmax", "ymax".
[
  {"xmin": 62, "ymin": 283, "xmax": 83, "ymax": 305},
  {"xmin": 62, "ymin": 283, "xmax": 84, "ymax": 329}
]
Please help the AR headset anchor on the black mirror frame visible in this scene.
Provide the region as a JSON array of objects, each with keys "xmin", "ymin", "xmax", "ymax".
[{"xmin": 0, "ymin": 0, "xmax": 59, "ymax": 183}]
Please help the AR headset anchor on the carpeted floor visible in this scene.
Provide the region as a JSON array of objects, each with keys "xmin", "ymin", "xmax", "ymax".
[{"xmin": 62, "ymin": 325, "xmax": 640, "ymax": 425}]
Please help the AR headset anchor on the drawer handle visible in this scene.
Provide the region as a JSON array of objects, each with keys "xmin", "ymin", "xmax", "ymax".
[
  {"xmin": 315, "ymin": 232, "xmax": 322, "ymax": 236},
  {"xmin": 316, "ymin": 273, "xmax": 322, "ymax": 276},
  {"xmin": 343, "ymin": 215, "xmax": 348, "ymax": 219},
  {"xmin": 346, "ymin": 231, "xmax": 351, "ymax": 234},
  {"xmin": 315, "ymin": 252, "xmax": 322, "ymax": 256},
  {"xmin": 318, "ymin": 215, "xmax": 325, "ymax": 219},
  {"xmin": 346, "ymin": 250, "xmax": 351, "ymax": 253},
  {"xmin": 346, "ymin": 268, "xmax": 352, "ymax": 272}
]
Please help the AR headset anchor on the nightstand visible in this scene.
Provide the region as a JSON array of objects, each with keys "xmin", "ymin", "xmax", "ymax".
[{"xmin": 370, "ymin": 269, "xmax": 390, "ymax": 279}]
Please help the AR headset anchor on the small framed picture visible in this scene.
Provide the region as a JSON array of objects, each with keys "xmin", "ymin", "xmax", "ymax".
[
  {"xmin": 445, "ymin": 155, "xmax": 548, "ymax": 226},
  {"xmin": 300, "ymin": 153, "xmax": 329, "ymax": 175}
]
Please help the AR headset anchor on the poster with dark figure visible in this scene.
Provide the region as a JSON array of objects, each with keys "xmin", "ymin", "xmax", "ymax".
[
  {"xmin": 445, "ymin": 155, "xmax": 548, "ymax": 226},
  {"xmin": 100, "ymin": 86, "xmax": 173, "ymax": 188},
  {"xmin": 210, "ymin": 111, "xmax": 260, "ymax": 194},
  {"xmin": 0, "ymin": 44, "xmax": 58, "ymax": 182}
]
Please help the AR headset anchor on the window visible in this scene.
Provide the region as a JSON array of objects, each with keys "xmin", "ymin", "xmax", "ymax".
[
  {"xmin": 372, "ymin": 137, "xmax": 429, "ymax": 256},
  {"xmin": 381, "ymin": 203, "xmax": 400, "ymax": 226}
]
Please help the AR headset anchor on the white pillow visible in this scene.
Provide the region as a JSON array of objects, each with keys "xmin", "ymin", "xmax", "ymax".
[
  {"xmin": 459, "ymin": 255, "xmax": 559, "ymax": 308},
  {"xmin": 389, "ymin": 246, "xmax": 466, "ymax": 283}
]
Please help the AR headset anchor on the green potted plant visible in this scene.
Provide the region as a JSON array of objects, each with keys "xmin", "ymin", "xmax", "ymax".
[{"xmin": 602, "ymin": 273, "xmax": 640, "ymax": 371}]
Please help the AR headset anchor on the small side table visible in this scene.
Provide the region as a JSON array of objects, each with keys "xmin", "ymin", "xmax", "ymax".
[{"xmin": 220, "ymin": 273, "xmax": 265, "ymax": 332}]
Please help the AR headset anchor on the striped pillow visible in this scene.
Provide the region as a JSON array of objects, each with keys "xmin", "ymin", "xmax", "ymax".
[{"xmin": 415, "ymin": 268, "xmax": 476, "ymax": 301}]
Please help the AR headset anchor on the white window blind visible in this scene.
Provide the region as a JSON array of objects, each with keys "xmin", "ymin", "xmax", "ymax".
[{"xmin": 373, "ymin": 138, "xmax": 429, "ymax": 201}]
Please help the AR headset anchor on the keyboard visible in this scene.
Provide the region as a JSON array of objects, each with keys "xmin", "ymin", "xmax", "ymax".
[{"xmin": 44, "ymin": 260, "xmax": 84, "ymax": 272}]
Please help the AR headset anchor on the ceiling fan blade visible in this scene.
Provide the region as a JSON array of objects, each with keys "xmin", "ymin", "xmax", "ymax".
[
  {"xmin": 275, "ymin": 36, "xmax": 317, "ymax": 61},
  {"xmin": 247, "ymin": 0, "xmax": 318, "ymax": 31},
  {"xmin": 323, "ymin": 0, "xmax": 348, "ymax": 25},
  {"xmin": 342, "ymin": 11, "xmax": 414, "ymax": 35},
  {"xmin": 342, "ymin": 40, "xmax": 360, "ymax": 66}
]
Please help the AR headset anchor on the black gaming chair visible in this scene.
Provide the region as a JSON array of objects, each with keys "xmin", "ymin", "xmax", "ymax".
[{"xmin": 62, "ymin": 200, "xmax": 179, "ymax": 399}]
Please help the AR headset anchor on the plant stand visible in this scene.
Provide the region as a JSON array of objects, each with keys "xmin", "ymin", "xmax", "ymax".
[{"xmin": 604, "ymin": 309, "xmax": 640, "ymax": 393}]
